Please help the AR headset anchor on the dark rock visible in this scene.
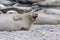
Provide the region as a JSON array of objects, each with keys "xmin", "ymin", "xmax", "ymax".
[{"xmin": 0, "ymin": 8, "xmax": 24, "ymax": 14}]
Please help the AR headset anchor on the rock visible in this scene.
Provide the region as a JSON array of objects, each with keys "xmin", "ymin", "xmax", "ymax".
[
  {"xmin": 0, "ymin": 7, "xmax": 24, "ymax": 14},
  {"xmin": 34, "ymin": 13, "xmax": 60, "ymax": 24},
  {"xmin": 6, "ymin": 10, "xmax": 19, "ymax": 14},
  {"xmin": 9, "ymin": 0, "xmax": 40, "ymax": 4},
  {"xmin": 44, "ymin": 8, "xmax": 60, "ymax": 16},
  {"xmin": 0, "ymin": 0, "xmax": 14, "ymax": 6}
]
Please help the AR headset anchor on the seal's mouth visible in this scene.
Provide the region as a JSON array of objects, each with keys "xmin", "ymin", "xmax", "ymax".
[{"xmin": 32, "ymin": 15, "xmax": 38, "ymax": 21}]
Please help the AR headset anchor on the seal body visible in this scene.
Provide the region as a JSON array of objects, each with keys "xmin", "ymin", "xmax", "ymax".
[{"xmin": 0, "ymin": 13, "xmax": 36, "ymax": 31}]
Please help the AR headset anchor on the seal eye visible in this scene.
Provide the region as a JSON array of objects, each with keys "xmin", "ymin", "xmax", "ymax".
[{"xmin": 13, "ymin": 15, "xmax": 22, "ymax": 21}]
